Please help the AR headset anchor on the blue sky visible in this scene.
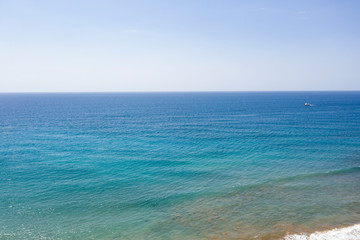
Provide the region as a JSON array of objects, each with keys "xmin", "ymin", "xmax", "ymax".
[{"xmin": 1, "ymin": 0, "xmax": 359, "ymax": 92}]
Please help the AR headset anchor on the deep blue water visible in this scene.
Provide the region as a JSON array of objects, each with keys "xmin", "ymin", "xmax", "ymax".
[{"xmin": 1, "ymin": 92, "xmax": 360, "ymax": 239}]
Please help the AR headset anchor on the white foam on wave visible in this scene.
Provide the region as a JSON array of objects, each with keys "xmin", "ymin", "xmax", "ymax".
[{"xmin": 284, "ymin": 224, "xmax": 360, "ymax": 240}]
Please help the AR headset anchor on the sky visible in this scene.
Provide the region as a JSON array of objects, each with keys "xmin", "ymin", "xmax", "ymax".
[{"xmin": 0, "ymin": 0, "xmax": 359, "ymax": 92}]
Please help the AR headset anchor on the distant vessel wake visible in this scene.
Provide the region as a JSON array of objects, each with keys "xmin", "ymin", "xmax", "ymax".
[{"xmin": 304, "ymin": 102, "xmax": 315, "ymax": 106}]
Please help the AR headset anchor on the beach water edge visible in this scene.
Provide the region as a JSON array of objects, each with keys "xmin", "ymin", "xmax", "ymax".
[{"xmin": 284, "ymin": 224, "xmax": 360, "ymax": 240}]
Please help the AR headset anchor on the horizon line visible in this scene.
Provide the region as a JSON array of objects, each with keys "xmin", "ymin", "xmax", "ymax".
[{"xmin": 1, "ymin": 90, "xmax": 360, "ymax": 94}]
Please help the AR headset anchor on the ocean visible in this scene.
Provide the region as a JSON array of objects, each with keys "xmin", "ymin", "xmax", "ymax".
[{"xmin": 1, "ymin": 92, "xmax": 359, "ymax": 239}]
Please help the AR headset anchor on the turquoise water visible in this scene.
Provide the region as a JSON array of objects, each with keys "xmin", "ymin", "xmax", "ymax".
[{"xmin": 1, "ymin": 92, "xmax": 359, "ymax": 239}]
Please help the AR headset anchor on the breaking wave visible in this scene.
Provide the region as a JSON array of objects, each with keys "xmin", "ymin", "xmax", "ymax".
[{"xmin": 284, "ymin": 224, "xmax": 360, "ymax": 240}]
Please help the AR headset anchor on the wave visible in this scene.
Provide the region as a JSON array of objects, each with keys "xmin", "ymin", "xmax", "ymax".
[
  {"xmin": 118, "ymin": 166, "xmax": 360, "ymax": 209},
  {"xmin": 228, "ymin": 166, "xmax": 360, "ymax": 193},
  {"xmin": 273, "ymin": 166, "xmax": 360, "ymax": 183},
  {"xmin": 284, "ymin": 224, "xmax": 360, "ymax": 240}
]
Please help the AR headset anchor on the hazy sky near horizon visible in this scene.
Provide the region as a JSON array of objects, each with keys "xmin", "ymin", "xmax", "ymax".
[{"xmin": 1, "ymin": 0, "xmax": 360, "ymax": 92}]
